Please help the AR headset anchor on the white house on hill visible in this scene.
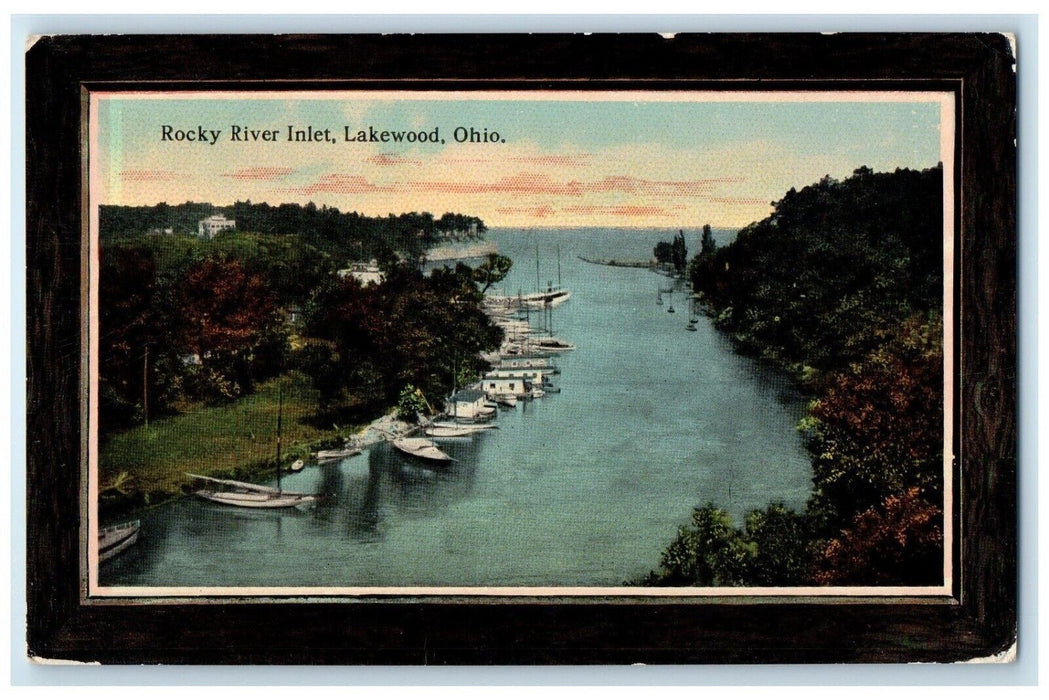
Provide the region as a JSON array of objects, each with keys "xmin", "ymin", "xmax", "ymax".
[{"xmin": 198, "ymin": 215, "xmax": 236, "ymax": 239}]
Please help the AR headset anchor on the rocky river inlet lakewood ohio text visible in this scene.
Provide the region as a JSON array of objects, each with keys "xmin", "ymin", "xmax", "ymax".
[{"xmin": 160, "ymin": 124, "xmax": 507, "ymax": 145}]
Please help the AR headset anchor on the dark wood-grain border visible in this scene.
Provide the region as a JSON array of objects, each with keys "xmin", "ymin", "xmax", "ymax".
[{"xmin": 25, "ymin": 33, "xmax": 1016, "ymax": 664}]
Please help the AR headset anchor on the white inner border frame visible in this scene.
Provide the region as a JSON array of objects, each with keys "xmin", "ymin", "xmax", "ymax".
[{"xmin": 84, "ymin": 89, "xmax": 956, "ymax": 601}]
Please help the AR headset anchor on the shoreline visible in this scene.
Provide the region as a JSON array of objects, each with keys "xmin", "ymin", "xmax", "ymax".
[{"xmin": 577, "ymin": 255, "xmax": 656, "ymax": 269}]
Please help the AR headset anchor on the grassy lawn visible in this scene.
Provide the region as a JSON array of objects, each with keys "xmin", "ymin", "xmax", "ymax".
[{"xmin": 98, "ymin": 372, "xmax": 361, "ymax": 514}]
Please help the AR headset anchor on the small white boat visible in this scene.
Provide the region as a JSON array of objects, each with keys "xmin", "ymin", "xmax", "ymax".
[
  {"xmin": 98, "ymin": 520, "xmax": 140, "ymax": 562},
  {"xmin": 315, "ymin": 446, "xmax": 362, "ymax": 462},
  {"xmin": 533, "ymin": 337, "xmax": 576, "ymax": 353},
  {"xmin": 188, "ymin": 387, "xmax": 319, "ymax": 509},
  {"xmin": 392, "ymin": 437, "xmax": 454, "ymax": 463},
  {"xmin": 188, "ymin": 473, "xmax": 318, "ymax": 509},
  {"xmin": 487, "ymin": 288, "xmax": 571, "ymax": 309},
  {"xmin": 429, "ymin": 421, "xmax": 498, "ymax": 436},
  {"xmin": 425, "ymin": 425, "xmax": 479, "ymax": 438},
  {"xmin": 493, "ymin": 393, "xmax": 518, "ymax": 407},
  {"xmin": 289, "ymin": 458, "xmax": 306, "ymax": 472}
]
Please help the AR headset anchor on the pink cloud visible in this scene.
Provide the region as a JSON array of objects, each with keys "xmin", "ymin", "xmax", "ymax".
[
  {"xmin": 562, "ymin": 205, "xmax": 683, "ymax": 218},
  {"xmin": 509, "ymin": 154, "xmax": 593, "ymax": 167},
  {"xmin": 496, "ymin": 205, "xmax": 556, "ymax": 219},
  {"xmin": 403, "ymin": 172, "xmax": 733, "ymax": 198},
  {"xmin": 406, "ymin": 173, "xmax": 584, "ymax": 196},
  {"xmin": 284, "ymin": 173, "xmax": 395, "ymax": 195},
  {"xmin": 367, "ymin": 153, "xmax": 423, "ymax": 167},
  {"xmin": 222, "ymin": 166, "xmax": 294, "ymax": 181},
  {"xmin": 439, "ymin": 153, "xmax": 593, "ymax": 167},
  {"xmin": 121, "ymin": 169, "xmax": 178, "ymax": 182},
  {"xmin": 708, "ymin": 196, "xmax": 769, "ymax": 205}
]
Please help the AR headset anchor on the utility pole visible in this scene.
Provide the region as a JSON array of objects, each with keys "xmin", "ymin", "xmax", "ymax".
[{"xmin": 142, "ymin": 344, "xmax": 149, "ymax": 428}]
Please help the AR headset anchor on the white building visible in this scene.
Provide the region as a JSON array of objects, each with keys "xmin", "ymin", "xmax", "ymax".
[
  {"xmin": 337, "ymin": 260, "xmax": 384, "ymax": 286},
  {"xmin": 486, "ymin": 367, "xmax": 550, "ymax": 384},
  {"xmin": 480, "ymin": 376, "xmax": 530, "ymax": 399},
  {"xmin": 444, "ymin": 389, "xmax": 489, "ymax": 419},
  {"xmin": 198, "ymin": 215, "xmax": 236, "ymax": 239}
]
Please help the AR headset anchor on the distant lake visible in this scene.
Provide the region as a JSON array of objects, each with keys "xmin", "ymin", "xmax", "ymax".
[{"xmin": 101, "ymin": 227, "xmax": 812, "ymax": 589}]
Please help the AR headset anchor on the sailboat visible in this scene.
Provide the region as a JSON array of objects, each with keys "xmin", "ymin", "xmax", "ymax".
[
  {"xmin": 98, "ymin": 520, "xmax": 140, "ymax": 562},
  {"xmin": 188, "ymin": 387, "xmax": 318, "ymax": 508},
  {"xmin": 487, "ymin": 244, "xmax": 570, "ymax": 308},
  {"xmin": 667, "ymin": 290, "xmax": 675, "ymax": 313},
  {"xmin": 686, "ymin": 295, "xmax": 698, "ymax": 331},
  {"xmin": 392, "ymin": 436, "xmax": 455, "ymax": 463}
]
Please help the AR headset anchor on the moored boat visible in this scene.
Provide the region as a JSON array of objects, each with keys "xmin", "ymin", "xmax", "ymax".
[
  {"xmin": 392, "ymin": 436, "xmax": 454, "ymax": 463},
  {"xmin": 315, "ymin": 446, "xmax": 363, "ymax": 462},
  {"xmin": 188, "ymin": 473, "xmax": 318, "ymax": 509},
  {"xmin": 98, "ymin": 520, "xmax": 140, "ymax": 562},
  {"xmin": 532, "ymin": 336, "xmax": 576, "ymax": 353},
  {"xmin": 188, "ymin": 386, "xmax": 319, "ymax": 509}
]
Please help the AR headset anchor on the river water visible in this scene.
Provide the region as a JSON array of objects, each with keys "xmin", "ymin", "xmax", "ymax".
[{"xmin": 100, "ymin": 228, "xmax": 813, "ymax": 589}]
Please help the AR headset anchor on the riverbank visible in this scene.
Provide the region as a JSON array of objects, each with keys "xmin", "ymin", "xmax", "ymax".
[
  {"xmin": 426, "ymin": 241, "xmax": 498, "ymax": 261},
  {"xmin": 578, "ymin": 255, "xmax": 656, "ymax": 269},
  {"xmin": 98, "ymin": 372, "xmax": 406, "ymax": 519}
]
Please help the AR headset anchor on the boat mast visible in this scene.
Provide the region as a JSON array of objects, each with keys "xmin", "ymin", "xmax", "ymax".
[
  {"xmin": 535, "ymin": 242, "xmax": 540, "ymax": 293},
  {"xmin": 557, "ymin": 243, "xmax": 562, "ymax": 289},
  {"xmin": 275, "ymin": 386, "xmax": 283, "ymax": 491}
]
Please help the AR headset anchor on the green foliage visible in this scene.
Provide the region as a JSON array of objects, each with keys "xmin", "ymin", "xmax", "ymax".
[
  {"xmin": 640, "ymin": 503, "xmax": 810, "ymax": 586},
  {"xmin": 299, "ymin": 263, "xmax": 502, "ymax": 410},
  {"xmin": 100, "ymin": 201, "xmax": 487, "ymax": 281},
  {"xmin": 473, "ymin": 253, "xmax": 514, "ymax": 293},
  {"xmin": 693, "ymin": 165, "xmax": 943, "ymax": 376},
  {"xmin": 396, "ymin": 384, "xmax": 431, "ymax": 419},
  {"xmin": 813, "ymin": 488, "xmax": 943, "ymax": 586},
  {"xmin": 99, "ymin": 202, "xmax": 491, "ymax": 436},
  {"xmin": 653, "ymin": 230, "xmax": 689, "ymax": 274}
]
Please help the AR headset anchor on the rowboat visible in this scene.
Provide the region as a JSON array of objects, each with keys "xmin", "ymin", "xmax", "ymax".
[
  {"xmin": 315, "ymin": 446, "xmax": 362, "ymax": 462},
  {"xmin": 98, "ymin": 520, "xmax": 140, "ymax": 562}
]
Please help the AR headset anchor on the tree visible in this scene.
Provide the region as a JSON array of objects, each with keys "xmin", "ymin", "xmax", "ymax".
[
  {"xmin": 472, "ymin": 253, "xmax": 514, "ymax": 294},
  {"xmin": 671, "ymin": 230, "xmax": 688, "ymax": 274},
  {"xmin": 299, "ymin": 262, "xmax": 502, "ymax": 411},
  {"xmin": 802, "ymin": 314, "xmax": 944, "ymax": 531},
  {"xmin": 99, "ymin": 245, "xmax": 180, "ymax": 431},
  {"xmin": 742, "ymin": 503, "xmax": 813, "ymax": 586},
  {"xmin": 653, "ymin": 240, "xmax": 674, "ymax": 264},
  {"xmin": 813, "ymin": 487, "xmax": 943, "ymax": 586},
  {"xmin": 172, "ymin": 257, "xmax": 286, "ymax": 402},
  {"xmin": 639, "ymin": 502, "xmax": 811, "ymax": 586}
]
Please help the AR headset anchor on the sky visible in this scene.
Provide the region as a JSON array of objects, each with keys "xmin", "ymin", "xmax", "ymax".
[{"xmin": 91, "ymin": 91, "xmax": 949, "ymax": 229}]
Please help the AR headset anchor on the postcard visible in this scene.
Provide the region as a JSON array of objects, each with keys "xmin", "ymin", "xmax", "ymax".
[
  {"xmin": 87, "ymin": 89, "xmax": 956, "ymax": 598},
  {"xmin": 25, "ymin": 33, "xmax": 1017, "ymax": 664}
]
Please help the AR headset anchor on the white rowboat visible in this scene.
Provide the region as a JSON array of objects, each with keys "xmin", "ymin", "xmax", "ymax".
[
  {"xmin": 316, "ymin": 447, "xmax": 362, "ymax": 462},
  {"xmin": 98, "ymin": 520, "xmax": 140, "ymax": 562}
]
